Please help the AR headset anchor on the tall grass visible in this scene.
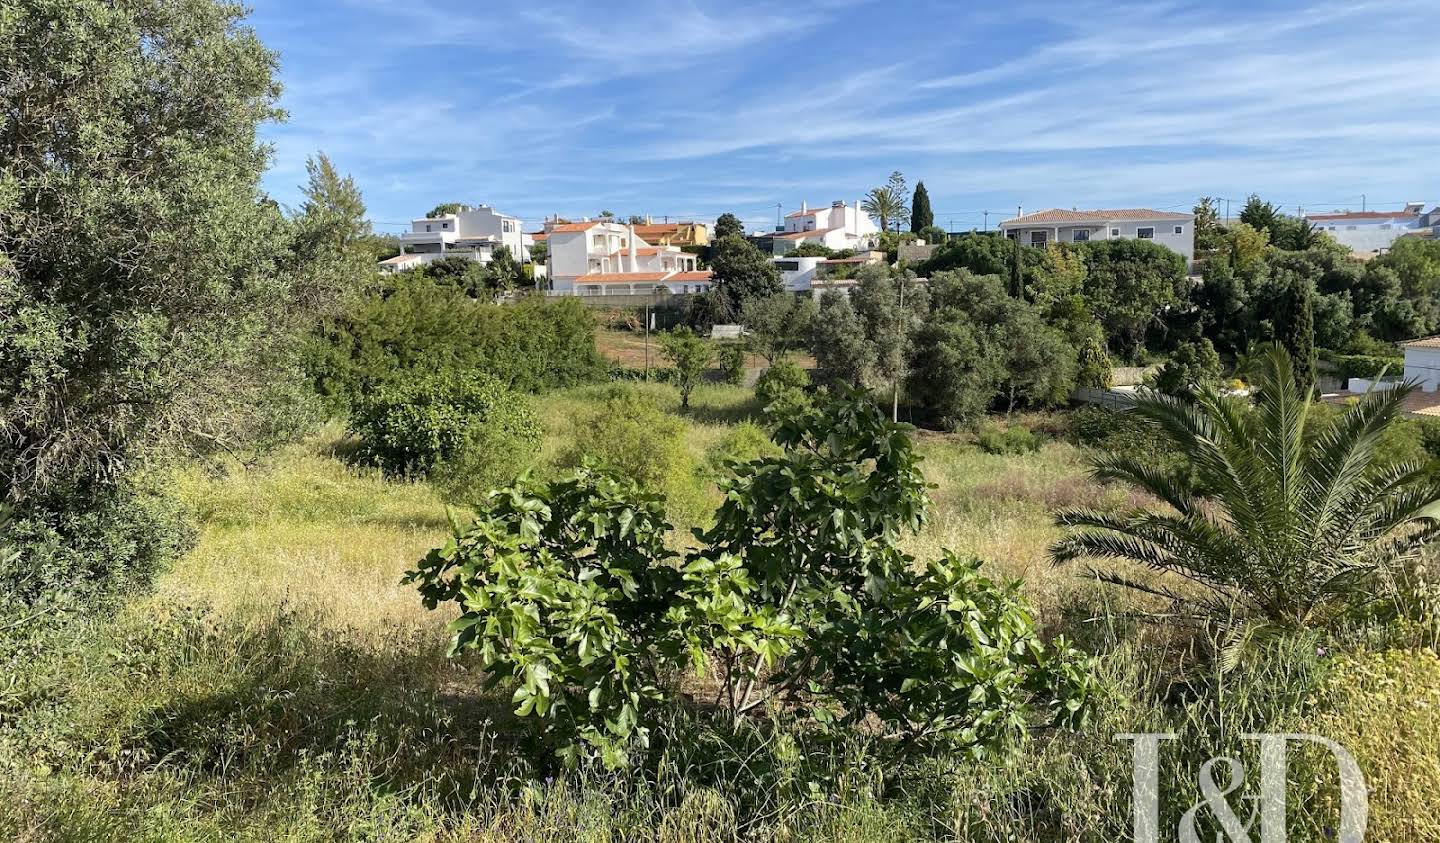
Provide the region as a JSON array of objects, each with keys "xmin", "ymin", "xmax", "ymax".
[{"xmin": 1, "ymin": 393, "xmax": 1434, "ymax": 841}]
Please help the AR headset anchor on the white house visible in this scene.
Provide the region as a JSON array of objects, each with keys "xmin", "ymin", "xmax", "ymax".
[
  {"xmin": 997, "ymin": 208, "xmax": 1195, "ymax": 267},
  {"xmin": 771, "ymin": 200, "xmax": 880, "ymax": 254},
  {"xmin": 1401, "ymin": 337, "xmax": 1440, "ymax": 393},
  {"xmin": 1306, "ymin": 204, "xmax": 1439, "ymax": 255},
  {"xmin": 546, "ymin": 220, "xmax": 712, "ymax": 296},
  {"xmin": 773, "ymin": 252, "xmax": 887, "ymax": 293},
  {"xmin": 381, "ymin": 204, "xmax": 530, "ymax": 272}
]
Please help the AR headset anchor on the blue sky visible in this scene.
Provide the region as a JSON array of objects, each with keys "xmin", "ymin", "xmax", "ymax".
[{"xmin": 250, "ymin": 0, "xmax": 1440, "ymax": 234}]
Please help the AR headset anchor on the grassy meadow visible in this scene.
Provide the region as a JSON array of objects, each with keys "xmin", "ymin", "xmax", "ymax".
[{"xmin": 3, "ymin": 381, "xmax": 1438, "ymax": 841}]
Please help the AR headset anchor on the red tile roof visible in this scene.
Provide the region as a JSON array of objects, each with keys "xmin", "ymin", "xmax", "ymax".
[
  {"xmin": 669, "ymin": 271, "xmax": 713, "ymax": 282},
  {"xmin": 608, "ymin": 247, "xmax": 666, "ymax": 258},
  {"xmin": 1000, "ymin": 208, "xmax": 1192, "ymax": 226},
  {"xmin": 1402, "ymin": 336, "xmax": 1440, "ymax": 349},
  {"xmin": 548, "ymin": 221, "xmax": 603, "ymax": 233},
  {"xmin": 379, "ymin": 253, "xmax": 424, "ymax": 265}
]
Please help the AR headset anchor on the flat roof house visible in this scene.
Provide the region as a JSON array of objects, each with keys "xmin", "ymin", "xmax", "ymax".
[
  {"xmin": 381, "ymin": 204, "xmax": 531, "ymax": 273},
  {"xmin": 769, "ymin": 200, "xmax": 880, "ymax": 255},
  {"xmin": 1306, "ymin": 203, "xmax": 1438, "ymax": 256},
  {"xmin": 997, "ymin": 208, "xmax": 1195, "ymax": 268}
]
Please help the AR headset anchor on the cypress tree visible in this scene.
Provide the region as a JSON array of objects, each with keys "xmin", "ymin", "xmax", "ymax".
[
  {"xmin": 910, "ymin": 181, "xmax": 934, "ymax": 233},
  {"xmin": 1277, "ymin": 275, "xmax": 1317, "ymax": 392}
]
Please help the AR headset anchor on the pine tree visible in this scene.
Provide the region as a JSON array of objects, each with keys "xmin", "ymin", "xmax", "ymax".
[{"xmin": 910, "ymin": 181, "xmax": 934, "ymax": 233}]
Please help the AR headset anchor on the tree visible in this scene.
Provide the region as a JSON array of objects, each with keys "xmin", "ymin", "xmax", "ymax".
[
  {"xmin": 741, "ymin": 294, "xmax": 817, "ymax": 365},
  {"xmin": 886, "ymin": 171, "xmax": 910, "ymax": 231},
  {"xmin": 811, "ymin": 293, "xmax": 874, "ymax": 385},
  {"xmin": 910, "ymin": 181, "xmax": 934, "ymax": 233},
  {"xmin": 858, "ymin": 184, "xmax": 904, "ymax": 233},
  {"xmin": 1151, "ymin": 338, "xmax": 1223, "ymax": 397},
  {"xmin": 714, "ymin": 212, "xmax": 744, "ymax": 240},
  {"xmin": 1225, "ymin": 222, "xmax": 1270, "ymax": 272},
  {"xmin": 1052, "ymin": 346, "xmax": 1440, "ymax": 629},
  {"xmin": 708, "ymin": 235, "xmax": 782, "ymax": 317},
  {"xmin": 1239, "ymin": 194, "xmax": 1282, "ymax": 240},
  {"xmin": 1193, "ymin": 197, "xmax": 1226, "ymax": 255},
  {"xmin": 918, "ymin": 224, "xmax": 948, "ymax": 246},
  {"xmin": 851, "ymin": 266, "xmax": 927, "ymax": 411},
  {"xmin": 921, "ymin": 232, "xmax": 1016, "ymax": 276},
  {"xmin": 788, "ymin": 242, "xmax": 834, "ymax": 258},
  {"xmin": 1275, "ymin": 274, "xmax": 1317, "ymax": 392},
  {"xmin": 292, "ymin": 153, "xmax": 376, "ymax": 315},
  {"xmin": 1076, "ymin": 333, "xmax": 1114, "ymax": 388},
  {"xmin": 660, "ymin": 328, "xmax": 711, "ymax": 408},
  {"xmin": 427, "ymin": 202, "xmax": 466, "ymax": 218},
  {"xmin": 1077, "ymin": 239, "xmax": 1188, "ymax": 359}
]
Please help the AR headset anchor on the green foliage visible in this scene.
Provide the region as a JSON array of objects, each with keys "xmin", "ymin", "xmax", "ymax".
[
  {"xmin": 1238, "ymin": 194, "xmax": 1282, "ymax": 239},
  {"xmin": 862, "ymin": 180, "xmax": 906, "ymax": 233},
  {"xmin": 426, "ymin": 202, "xmax": 466, "ymax": 218},
  {"xmin": 1075, "ymin": 239, "xmax": 1188, "ymax": 359},
  {"xmin": 708, "ymin": 236, "xmax": 782, "ymax": 318},
  {"xmin": 1275, "ymin": 274, "xmax": 1317, "ymax": 391},
  {"xmin": 1053, "ymin": 345, "xmax": 1440, "ymax": 628},
  {"xmin": 1076, "ymin": 333, "xmax": 1115, "ymax": 389},
  {"xmin": 404, "ymin": 466, "xmax": 753, "ymax": 767},
  {"xmin": 660, "ymin": 328, "xmax": 712, "ymax": 408},
  {"xmin": 920, "ymin": 232, "xmax": 1017, "ymax": 277},
  {"xmin": 1193, "ymin": 197, "xmax": 1226, "ymax": 254},
  {"xmin": 755, "ymin": 359, "xmax": 812, "ymax": 416},
  {"xmin": 1226, "ymin": 222, "xmax": 1270, "ymax": 272},
  {"xmin": 741, "ymin": 294, "xmax": 817, "ymax": 364},
  {"xmin": 555, "ymin": 386, "xmax": 694, "ymax": 505},
  {"xmin": 788, "ymin": 242, "xmax": 834, "ymax": 258},
  {"xmin": 909, "ymin": 181, "xmax": 934, "ymax": 233},
  {"xmin": 412, "ymin": 391, "xmax": 1095, "ymax": 765},
  {"xmin": 977, "ymin": 424, "xmax": 1042, "ymax": 456},
  {"xmin": 1321, "ymin": 350, "xmax": 1402, "ymax": 379},
  {"xmin": 810, "ymin": 293, "xmax": 874, "ymax": 386},
  {"xmin": 1150, "ymin": 338, "xmax": 1222, "ymax": 397},
  {"xmin": 713, "ymin": 212, "xmax": 743, "ymax": 240},
  {"xmin": 716, "ymin": 342, "xmax": 746, "ymax": 386},
  {"xmin": 917, "ymin": 224, "xmax": 948, "ymax": 245},
  {"xmin": 849, "ymin": 266, "xmax": 928, "ymax": 394},
  {"xmin": 349, "ymin": 371, "xmax": 539, "ymax": 501},
  {"xmin": 704, "ymin": 420, "xmax": 781, "ymax": 477},
  {"xmin": 308, "ymin": 282, "xmax": 606, "ymax": 407}
]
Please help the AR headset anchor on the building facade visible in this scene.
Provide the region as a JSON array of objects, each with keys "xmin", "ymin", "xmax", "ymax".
[
  {"xmin": 546, "ymin": 220, "xmax": 712, "ymax": 296},
  {"xmin": 997, "ymin": 208, "xmax": 1196, "ymax": 267},
  {"xmin": 1306, "ymin": 204, "xmax": 1438, "ymax": 255},
  {"xmin": 769, "ymin": 200, "xmax": 880, "ymax": 254},
  {"xmin": 382, "ymin": 204, "xmax": 531, "ymax": 272}
]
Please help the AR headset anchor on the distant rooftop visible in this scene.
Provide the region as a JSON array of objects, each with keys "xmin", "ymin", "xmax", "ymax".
[{"xmin": 1000, "ymin": 208, "xmax": 1193, "ymax": 226}]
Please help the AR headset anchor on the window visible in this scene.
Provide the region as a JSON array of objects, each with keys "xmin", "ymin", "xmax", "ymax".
[
  {"xmin": 1380, "ymin": 224, "xmax": 1393, "ymax": 230},
  {"xmin": 592, "ymin": 235, "xmax": 605, "ymax": 248},
  {"xmin": 1137, "ymin": 227, "xmax": 1155, "ymax": 239},
  {"xmin": 1005, "ymin": 231, "xmax": 1019, "ymax": 241},
  {"xmin": 1110, "ymin": 228, "xmax": 1121, "ymax": 237},
  {"xmin": 425, "ymin": 224, "xmax": 432, "ymax": 232},
  {"xmin": 1346, "ymin": 225, "xmax": 1357, "ymax": 230},
  {"xmin": 775, "ymin": 260, "xmax": 800, "ymax": 271},
  {"xmin": 1173, "ymin": 226, "xmax": 1184, "ymax": 235},
  {"xmin": 1029, "ymin": 231, "xmax": 1048, "ymax": 246},
  {"xmin": 1071, "ymin": 229, "xmax": 1089, "ymax": 242}
]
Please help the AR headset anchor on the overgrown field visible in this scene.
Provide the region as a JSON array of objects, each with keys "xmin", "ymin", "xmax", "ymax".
[{"xmin": 2, "ymin": 385, "xmax": 1438, "ymax": 841}]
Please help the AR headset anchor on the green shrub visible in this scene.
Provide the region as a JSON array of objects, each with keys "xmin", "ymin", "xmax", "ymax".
[
  {"xmin": 1320, "ymin": 349, "xmax": 1403, "ymax": 380},
  {"xmin": 350, "ymin": 371, "xmax": 540, "ymax": 500},
  {"xmin": 1, "ymin": 484, "xmax": 193, "ymax": 616},
  {"xmin": 703, "ymin": 420, "xmax": 780, "ymax": 478},
  {"xmin": 717, "ymin": 342, "xmax": 745, "ymax": 386},
  {"xmin": 308, "ymin": 283, "xmax": 605, "ymax": 409},
  {"xmin": 754, "ymin": 359, "xmax": 811, "ymax": 416},
  {"xmin": 976, "ymin": 424, "xmax": 1042, "ymax": 455}
]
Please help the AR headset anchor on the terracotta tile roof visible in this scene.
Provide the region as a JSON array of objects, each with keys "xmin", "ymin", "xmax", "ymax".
[
  {"xmin": 630, "ymin": 224, "xmax": 683, "ymax": 236},
  {"xmin": 574, "ymin": 272, "xmax": 672, "ymax": 284},
  {"xmin": 1306, "ymin": 211, "xmax": 1419, "ymax": 221},
  {"xmin": 1402, "ymin": 336, "xmax": 1440, "ymax": 349},
  {"xmin": 1000, "ymin": 208, "xmax": 1193, "ymax": 226},
  {"xmin": 548, "ymin": 221, "xmax": 603, "ymax": 233},
  {"xmin": 527, "ymin": 231, "xmax": 548, "ymax": 242},
  {"xmin": 669, "ymin": 271, "xmax": 713, "ymax": 282},
  {"xmin": 378, "ymin": 253, "xmax": 424, "ymax": 265},
  {"xmin": 775, "ymin": 227, "xmax": 835, "ymax": 240}
]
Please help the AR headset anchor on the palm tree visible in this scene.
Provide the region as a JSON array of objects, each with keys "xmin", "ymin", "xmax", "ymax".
[
  {"xmin": 862, "ymin": 186, "xmax": 904, "ymax": 233},
  {"xmin": 1051, "ymin": 345, "xmax": 1440, "ymax": 628}
]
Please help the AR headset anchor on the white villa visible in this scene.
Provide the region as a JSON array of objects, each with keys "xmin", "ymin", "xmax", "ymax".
[
  {"xmin": 997, "ymin": 208, "xmax": 1195, "ymax": 267},
  {"xmin": 379, "ymin": 204, "xmax": 531, "ymax": 273},
  {"xmin": 773, "ymin": 252, "xmax": 886, "ymax": 294},
  {"xmin": 771, "ymin": 200, "xmax": 880, "ymax": 254},
  {"xmin": 1306, "ymin": 204, "xmax": 1438, "ymax": 255},
  {"xmin": 546, "ymin": 220, "xmax": 712, "ymax": 296}
]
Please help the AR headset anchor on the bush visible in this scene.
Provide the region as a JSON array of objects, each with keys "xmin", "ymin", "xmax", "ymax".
[
  {"xmin": 704, "ymin": 420, "xmax": 780, "ymax": 478},
  {"xmin": 308, "ymin": 283, "xmax": 605, "ymax": 409},
  {"xmin": 1, "ymin": 484, "xmax": 193, "ymax": 616},
  {"xmin": 754, "ymin": 359, "xmax": 811, "ymax": 414},
  {"xmin": 1321, "ymin": 350, "xmax": 1403, "ymax": 380},
  {"xmin": 976, "ymin": 424, "xmax": 1042, "ymax": 455},
  {"xmin": 716, "ymin": 342, "xmax": 746, "ymax": 386},
  {"xmin": 350, "ymin": 371, "xmax": 540, "ymax": 500},
  {"xmin": 555, "ymin": 386, "xmax": 705, "ymax": 522}
]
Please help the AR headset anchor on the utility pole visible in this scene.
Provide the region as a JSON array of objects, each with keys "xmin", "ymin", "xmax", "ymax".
[
  {"xmin": 644, "ymin": 299, "xmax": 651, "ymax": 381},
  {"xmin": 984, "ymin": 210, "xmax": 989, "ymax": 231},
  {"xmin": 1362, "ymin": 194, "xmax": 1367, "ymax": 212},
  {"xmin": 893, "ymin": 278, "xmax": 904, "ymax": 423},
  {"xmin": 1224, "ymin": 198, "xmax": 1231, "ymax": 224},
  {"xmin": 775, "ymin": 203, "xmax": 783, "ymax": 231}
]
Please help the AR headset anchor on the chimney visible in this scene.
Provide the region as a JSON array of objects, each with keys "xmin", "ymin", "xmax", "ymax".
[
  {"xmin": 627, "ymin": 224, "xmax": 638, "ymax": 273},
  {"xmin": 801, "ymin": 200, "xmax": 808, "ymax": 213},
  {"xmin": 646, "ymin": 214, "xmax": 653, "ymax": 225}
]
